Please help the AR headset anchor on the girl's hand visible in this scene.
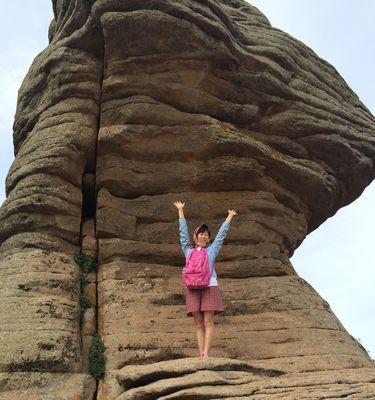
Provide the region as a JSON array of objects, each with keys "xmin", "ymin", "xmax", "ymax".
[
  {"xmin": 227, "ymin": 209, "xmax": 238, "ymax": 220},
  {"xmin": 173, "ymin": 201, "xmax": 185, "ymax": 209}
]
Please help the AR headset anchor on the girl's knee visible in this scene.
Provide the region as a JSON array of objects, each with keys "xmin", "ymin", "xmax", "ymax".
[
  {"xmin": 192, "ymin": 311, "xmax": 204, "ymax": 328},
  {"xmin": 195, "ymin": 321, "xmax": 205, "ymax": 330},
  {"xmin": 203, "ymin": 311, "xmax": 215, "ymax": 327}
]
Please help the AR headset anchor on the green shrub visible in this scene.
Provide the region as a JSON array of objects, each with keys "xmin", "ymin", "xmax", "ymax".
[
  {"xmin": 89, "ymin": 332, "xmax": 106, "ymax": 379},
  {"xmin": 74, "ymin": 252, "xmax": 98, "ymax": 274},
  {"xmin": 74, "ymin": 252, "xmax": 97, "ymax": 324},
  {"xmin": 74, "ymin": 252, "xmax": 105, "ymax": 377},
  {"xmin": 80, "ymin": 288, "xmax": 91, "ymax": 310}
]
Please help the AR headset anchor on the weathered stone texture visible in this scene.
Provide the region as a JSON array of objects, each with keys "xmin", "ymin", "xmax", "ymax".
[{"xmin": 0, "ymin": 0, "xmax": 374, "ymax": 398}]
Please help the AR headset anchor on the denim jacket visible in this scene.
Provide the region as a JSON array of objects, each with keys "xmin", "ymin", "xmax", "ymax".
[{"xmin": 178, "ymin": 217, "xmax": 230, "ymax": 286}]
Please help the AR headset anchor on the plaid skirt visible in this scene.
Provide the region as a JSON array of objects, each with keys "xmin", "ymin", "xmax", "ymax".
[{"xmin": 184, "ymin": 285, "xmax": 224, "ymax": 317}]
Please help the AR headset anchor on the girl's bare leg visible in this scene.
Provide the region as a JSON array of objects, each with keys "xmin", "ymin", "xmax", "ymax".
[
  {"xmin": 192, "ymin": 311, "xmax": 205, "ymax": 355},
  {"xmin": 203, "ymin": 311, "xmax": 215, "ymax": 355}
]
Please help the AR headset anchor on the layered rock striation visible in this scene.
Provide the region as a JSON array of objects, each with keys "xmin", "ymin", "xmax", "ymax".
[{"xmin": 0, "ymin": 0, "xmax": 374, "ymax": 398}]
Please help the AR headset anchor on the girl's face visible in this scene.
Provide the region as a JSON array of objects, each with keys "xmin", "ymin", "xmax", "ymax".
[{"xmin": 194, "ymin": 231, "xmax": 210, "ymax": 246}]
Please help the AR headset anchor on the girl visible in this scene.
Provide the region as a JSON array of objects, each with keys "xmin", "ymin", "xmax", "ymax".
[{"xmin": 173, "ymin": 201, "xmax": 238, "ymax": 359}]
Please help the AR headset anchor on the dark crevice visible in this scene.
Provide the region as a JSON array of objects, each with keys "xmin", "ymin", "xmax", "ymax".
[
  {"xmin": 82, "ymin": 173, "xmax": 96, "ymax": 219},
  {"xmin": 90, "ymin": 30, "xmax": 105, "ymax": 400},
  {"xmin": 71, "ymin": 36, "xmax": 104, "ymax": 400}
]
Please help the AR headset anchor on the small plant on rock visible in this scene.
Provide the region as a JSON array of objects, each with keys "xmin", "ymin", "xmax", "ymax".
[
  {"xmin": 89, "ymin": 332, "xmax": 106, "ymax": 379},
  {"xmin": 74, "ymin": 252, "xmax": 97, "ymax": 324},
  {"xmin": 74, "ymin": 252, "xmax": 98, "ymax": 274}
]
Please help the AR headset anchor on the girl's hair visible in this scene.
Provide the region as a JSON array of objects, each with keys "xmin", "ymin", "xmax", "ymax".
[{"xmin": 188, "ymin": 224, "xmax": 211, "ymax": 248}]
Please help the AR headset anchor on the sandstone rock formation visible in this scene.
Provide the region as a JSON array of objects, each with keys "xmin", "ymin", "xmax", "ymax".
[{"xmin": 0, "ymin": 0, "xmax": 375, "ymax": 398}]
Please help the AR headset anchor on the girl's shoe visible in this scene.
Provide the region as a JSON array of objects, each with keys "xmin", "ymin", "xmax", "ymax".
[{"xmin": 200, "ymin": 352, "xmax": 209, "ymax": 360}]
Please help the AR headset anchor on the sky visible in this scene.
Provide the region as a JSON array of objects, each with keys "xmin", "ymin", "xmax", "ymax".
[{"xmin": 0, "ymin": 1, "xmax": 374, "ymax": 359}]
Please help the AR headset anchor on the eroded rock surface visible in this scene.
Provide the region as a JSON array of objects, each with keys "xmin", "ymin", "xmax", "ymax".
[
  {"xmin": 0, "ymin": 0, "xmax": 374, "ymax": 398},
  {"xmin": 101, "ymin": 358, "xmax": 375, "ymax": 400}
]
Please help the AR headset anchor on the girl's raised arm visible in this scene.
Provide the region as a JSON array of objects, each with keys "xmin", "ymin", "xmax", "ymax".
[
  {"xmin": 211, "ymin": 209, "xmax": 238, "ymax": 258},
  {"xmin": 173, "ymin": 201, "xmax": 190, "ymax": 258}
]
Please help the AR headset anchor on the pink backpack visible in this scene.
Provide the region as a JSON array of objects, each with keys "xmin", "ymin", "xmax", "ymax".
[{"xmin": 182, "ymin": 247, "xmax": 211, "ymax": 289}]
